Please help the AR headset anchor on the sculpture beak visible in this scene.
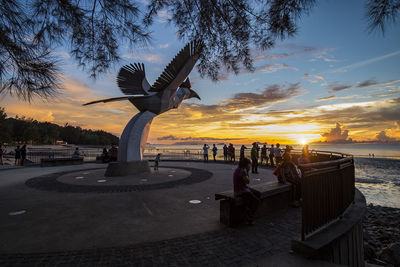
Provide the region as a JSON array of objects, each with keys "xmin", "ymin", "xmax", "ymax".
[{"xmin": 189, "ymin": 89, "xmax": 201, "ymax": 100}]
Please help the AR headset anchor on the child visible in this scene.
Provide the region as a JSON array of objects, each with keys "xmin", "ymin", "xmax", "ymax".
[{"xmin": 154, "ymin": 153, "xmax": 161, "ymax": 170}]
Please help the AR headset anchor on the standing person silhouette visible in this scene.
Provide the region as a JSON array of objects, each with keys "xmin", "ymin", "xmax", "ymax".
[
  {"xmin": 212, "ymin": 144, "xmax": 218, "ymax": 162},
  {"xmin": 203, "ymin": 144, "xmax": 210, "ymax": 162},
  {"xmin": 223, "ymin": 144, "xmax": 228, "ymax": 161},
  {"xmin": 260, "ymin": 144, "xmax": 268, "ymax": 165},
  {"xmin": 20, "ymin": 144, "xmax": 27, "ymax": 166},
  {"xmin": 269, "ymin": 144, "xmax": 275, "ymax": 167},
  {"xmin": 230, "ymin": 144, "xmax": 236, "ymax": 163},
  {"xmin": 240, "ymin": 145, "xmax": 247, "ymax": 161},
  {"xmin": 274, "ymin": 143, "xmax": 282, "ymax": 165},
  {"xmin": 14, "ymin": 145, "xmax": 21, "ymax": 166},
  {"xmin": 251, "ymin": 143, "xmax": 259, "ymax": 174},
  {"xmin": 0, "ymin": 145, "xmax": 4, "ymax": 165},
  {"xmin": 154, "ymin": 153, "xmax": 161, "ymax": 170}
]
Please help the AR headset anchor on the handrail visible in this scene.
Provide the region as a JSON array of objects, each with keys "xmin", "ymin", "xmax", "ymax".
[
  {"xmin": 298, "ymin": 157, "xmax": 353, "ymax": 170},
  {"xmin": 299, "ymin": 152, "xmax": 355, "ymax": 241}
]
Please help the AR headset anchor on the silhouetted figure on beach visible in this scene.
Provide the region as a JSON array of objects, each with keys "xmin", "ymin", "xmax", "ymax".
[
  {"xmin": 240, "ymin": 145, "xmax": 247, "ymax": 161},
  {"xmin": 260, "ymin": 144, "xmax": 268, "ymax": 165},
  {"xmin": 228, "ymin": 144, "xmax": 235, "ymax": 162},
  {"xmin": 233, "ymin": 157, "xmax": 260, "ymax": 225},
  {"xmin": 0, "ymin": 145, "xmax": 4, "ymax": 165},
  {"xmin": 15, "ymin": 146, "xmax": 21, "ymax": 166},
  {"xmin": 72, "ymin": 147, "xmax": 82, "ymax": 159},
  {"xmin": 212, "ymin": 144, "xmax": 218, "ymax": 162},
  {"xmin": 101, "ymin": 147, "xmax": 110, "ymax": 163},
  {"xmin": 269, "ymin": 144, "xmax": 275, "ymax": 167},
  {"xmin": 251, "ymin": 143, "xmax": 259, "ymax": 174},
  {"xmin": 109, "ymin": 144, "xmax": 118, "ymax": 162},
  {"xmin": 223, "ymin": 144, "xmax": 228, "ymax": 161},
  {"xmin": 203, "ymin": 144, "xmax": 209, "ymax": 162},
  {"xmin": 298, "ymin": 150, "xmax": 311, "ymax": 171},
  {"xmin": 274, "ymin": 143, "xmax": 282, "ymax": 165},
  {"xmin": 20, "ymin": 144, "xmax": 27, "ymax": 166},
  {"xmin": 154, "ymin": 153, "xmax": 161, "ymax": 170}
]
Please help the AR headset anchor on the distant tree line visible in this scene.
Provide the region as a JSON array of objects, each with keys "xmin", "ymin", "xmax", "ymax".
[{"xmin": 0, "ymin": 107, "xmax": 119, "ymax": 146}]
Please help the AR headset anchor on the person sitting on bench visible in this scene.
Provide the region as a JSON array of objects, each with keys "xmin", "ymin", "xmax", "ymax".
[{"xmin": 233, "ymin": 157, "xmax": 260, "ymax": 225}]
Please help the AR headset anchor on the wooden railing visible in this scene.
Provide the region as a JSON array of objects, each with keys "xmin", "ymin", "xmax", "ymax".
[{"xmin": 298, "ymin": 155, "xmax": 355, "ymax": 241}]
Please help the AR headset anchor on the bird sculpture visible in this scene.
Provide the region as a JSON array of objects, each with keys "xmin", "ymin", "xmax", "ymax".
[{"xmin": 84, "ymin": 41, "xmax": 202, "ymax": 175}]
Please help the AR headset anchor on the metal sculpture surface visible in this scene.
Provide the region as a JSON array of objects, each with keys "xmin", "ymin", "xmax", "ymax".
[{"xmin": 84, "ymin": 41, "xmax": 202, "ymax": 173}]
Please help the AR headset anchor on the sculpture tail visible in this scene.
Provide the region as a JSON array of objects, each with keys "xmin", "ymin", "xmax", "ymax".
[{"xmin": 83, "ymin": 97, "xmax": 131, "ymax": 106}]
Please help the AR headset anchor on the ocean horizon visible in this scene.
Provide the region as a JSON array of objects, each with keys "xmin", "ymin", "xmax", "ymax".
[{"xmin": 147, "ymin": 143, "xmax": 400, "ymax": 160}]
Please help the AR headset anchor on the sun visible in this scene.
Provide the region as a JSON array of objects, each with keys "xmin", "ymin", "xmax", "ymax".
[{"xmin": 299, "ymin": 139, "xmax": 307, "ymax": 145}]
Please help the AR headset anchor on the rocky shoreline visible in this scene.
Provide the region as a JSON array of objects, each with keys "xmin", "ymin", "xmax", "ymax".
[{"xmin": 364, "ymin": 204, "xmax": 400, "ymax": 266}]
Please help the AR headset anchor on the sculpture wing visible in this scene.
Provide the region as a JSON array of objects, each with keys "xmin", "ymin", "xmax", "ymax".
[
  {"xmin": 150, "ymin": 40, "xmax": 202, "ymax": 92},
  {"xmin": 117, "ymin": 63, "xmax": 151, "ymax": 95}
]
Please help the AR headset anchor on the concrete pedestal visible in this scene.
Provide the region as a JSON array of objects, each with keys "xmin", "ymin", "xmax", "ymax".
[{"xmin": 105, "ymin": 161, "xmax": 150, "ymax": 177}]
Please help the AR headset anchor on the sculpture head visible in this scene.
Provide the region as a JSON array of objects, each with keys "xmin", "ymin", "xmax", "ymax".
[
  {"xmin": 180, "ymin": 77, "xmax": 200, "ymax": 101},
  {"xmin": 170, "ymin": 77, "xmax": 200, "ymax": 109}
]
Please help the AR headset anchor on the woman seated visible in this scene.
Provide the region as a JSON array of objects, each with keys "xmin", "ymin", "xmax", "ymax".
[
  {"xmin": 273, "ymin": 150, "xmax": 302, "ymax": 207},
  {"xmin": 233, "ymin": 158, "xmax": 260, "ymax": 224}
]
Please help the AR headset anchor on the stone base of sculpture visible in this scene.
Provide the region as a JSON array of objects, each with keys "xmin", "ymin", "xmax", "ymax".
[{"xmin": 105, "ymin": 161, "xmax": 150, "ymax": 177}]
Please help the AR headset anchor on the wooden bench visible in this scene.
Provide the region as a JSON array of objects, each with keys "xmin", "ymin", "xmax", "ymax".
[
  {"xmin": 215, "ymin": 181, "xmax": 292, "ymax": 226},
  {"xmin": 40, "ymin": 157, "xmax": 84, "ymax": 167}
]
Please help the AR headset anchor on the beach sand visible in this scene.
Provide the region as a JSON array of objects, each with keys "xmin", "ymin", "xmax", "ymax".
[
  {"xmin": 354, "ymin": 158, "xmax": 400, "ymax": 266},
  {"xmin": 364, "ymin": 205, "xmax": 400, "ymax": 266},
  {"xmin": 355, "ymin": 157, "xmax": 400, "ymax": 209}
]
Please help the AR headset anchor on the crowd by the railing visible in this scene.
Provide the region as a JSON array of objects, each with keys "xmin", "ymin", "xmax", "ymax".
[{"xmin": 0, "ymin": 142, "xmax": 353, "ymax": 167}]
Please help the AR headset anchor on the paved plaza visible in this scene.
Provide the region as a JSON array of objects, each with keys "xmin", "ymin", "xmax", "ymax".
[{"xmin": 0, "ymin": 162, "xmax": 339, "ymax": 266}]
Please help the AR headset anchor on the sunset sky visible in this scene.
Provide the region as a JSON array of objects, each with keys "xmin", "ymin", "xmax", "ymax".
[{"xmin": 1, "ymin": 0, "xmax": 399, "ymax": 145}]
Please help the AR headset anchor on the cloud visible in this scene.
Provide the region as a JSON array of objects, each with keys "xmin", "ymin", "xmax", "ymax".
[
  {"xmin": 159, "ymin": 43, "xmax": 170, "ymax": 49},
  {"xmin": 221, "ymin": 83, "xmax": 301, "ymax": 110},
  {"xmin": 253, "ymin": 45, "xmax": 336, "ymax": 64},
  {"xmin": 321, "ymin": 123, "xmax": 351, "ymax": 142},
  {"xmin": 157, "ymin": 136, "xmax": 242, "ymax": 141},
  {"xmin": 328, "ymin": 83, "xmax": 352, "ymax": 93},
  {"xmin": 53, "ymin": 51, "xmax": 71, "ymax": 59},
  {"xmin": 256, "ymin": 63, "xmax": 298, "ymax": 73},
  {"xmin": 303, "ymin": 74, "xmax": 326, "ymax": 84},
  {"xmin": 333, "ymin": 49, "xmax": 400, "ymax": 72},
  {"xmin": 156, "ymin": 9, "xmax": 172, "ymax": 23},
  {"xmin": 356, "ymin": 79, "xmax": 400, "ymax": 88},
  {"xmin": 157, "ymin": 135, "xmax": 179, "ymax": 141},
  {"xmin": 316, "ymin": 96, "xmax": 335, "ymax": 101},
  {"xmin": 355, "ymin": 79, "xmax": 378, "ymax": 88},
  {"xmin": 123, "ymin": 53, "xmax": 163, "ymax": 63},
  {"xmin": 376, "ymin": 131, "xmax": 397, "ymax": 142}
]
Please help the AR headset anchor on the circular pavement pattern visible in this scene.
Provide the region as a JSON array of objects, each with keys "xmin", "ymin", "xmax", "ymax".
[{"xmin": 25, "ymin": 166, "xmax": 213, "ymax": 193}]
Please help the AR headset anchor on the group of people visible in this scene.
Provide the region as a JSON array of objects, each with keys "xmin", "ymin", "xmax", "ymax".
[
  {"xmin": 99, "ymin": 144, "xmax": 118, "ymax": 163},
  {"xmin": 202, "ymin": 144, "xmax": 219, "ymax": 162},
  {"xmin": 202, "ymin": 142, "xmax": 300, "ymax": 168},
  {"xmin": 0, "ymin": 144, "xmax": 28, "ymax": 166},
  {"xmin": 233, "ymin": 144, "xmax": 311, "ymax": 224}
]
